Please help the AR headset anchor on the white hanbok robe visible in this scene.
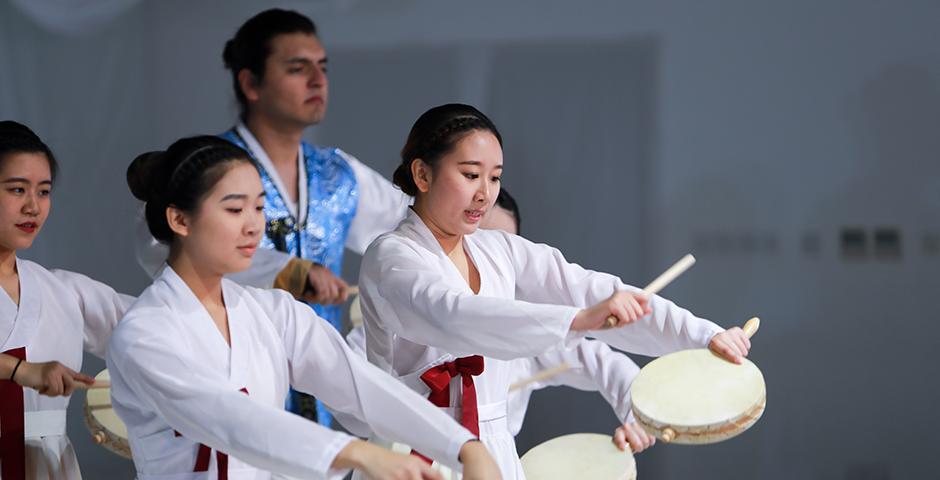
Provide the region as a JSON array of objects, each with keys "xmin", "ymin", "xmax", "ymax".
[
  {"xmin": 106, "ymin": 266, "xmax": 475, "ymax": 480},
  {"xmin": 359, "ymin": 210, "xmax": 725, "ymax": 479},
  {"xmin": 0, "ymin": 257, "xmax": 132, "ymax": 480}
]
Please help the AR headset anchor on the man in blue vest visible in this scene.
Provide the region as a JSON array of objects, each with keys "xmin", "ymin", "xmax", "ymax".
[{"xmin": 137, "ymin": 9, "xmax": 408, "ymax": 427}]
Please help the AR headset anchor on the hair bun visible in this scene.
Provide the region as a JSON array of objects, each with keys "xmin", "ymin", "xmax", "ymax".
[{"xmin": 126, "ymin": 151, "xmax": 165, "ymax": 202}]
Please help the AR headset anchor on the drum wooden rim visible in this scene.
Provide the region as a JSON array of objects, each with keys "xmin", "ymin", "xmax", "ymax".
[
  {"xmin": 83, "ymin": 369, "xmax": 132, "ymax": 458},
  {"xmin": 634, "ymin": 395, "xmax": 765, "ymax": 444}
]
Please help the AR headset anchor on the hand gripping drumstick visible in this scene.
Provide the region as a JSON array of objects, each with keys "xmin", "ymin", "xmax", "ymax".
[
  {"xmin": 75, "ymin": 380, "xmax": 110, "ymax": 390},
  {"xmin": 508, "ymin": 254, "xmax": 698, "ymax": 392},
  {"xmin": 604, "ymin": 254, "xmax": 697, "ymax": 328}
]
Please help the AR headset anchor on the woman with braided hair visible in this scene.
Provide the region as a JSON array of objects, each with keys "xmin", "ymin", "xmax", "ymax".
[
  {"xmin": 107, "ymin": 135, "xmax": 500, "ymax": 479},
  {"xmin": 357, "ymin": 104, "xmax": 752, "ymax": 478}
]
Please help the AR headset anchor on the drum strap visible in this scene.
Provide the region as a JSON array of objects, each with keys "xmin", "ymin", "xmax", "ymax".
[
  {"xmin": 411, "ymin": 355, "xmax": 485, "ymax": 463},
  {"xmin": 0, "ymin": 347, "xmax": 26, "ymax": 480},
  {"xmin": 174, "ymin": 387, "xmax": 248, "ymax": 479}
]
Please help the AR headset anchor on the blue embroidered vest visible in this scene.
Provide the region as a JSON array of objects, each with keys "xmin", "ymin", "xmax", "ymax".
[{"xmin": 221, "ymin": 129, "xmax": 358, "ymax": 331}]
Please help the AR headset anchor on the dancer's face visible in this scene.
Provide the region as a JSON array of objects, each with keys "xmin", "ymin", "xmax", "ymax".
[
  {"xmin": 0, "ymin": 153, "xmax": 52, "ymax": 253},
  {"xmin": 172, "ymin": 162, "xmax": 266, "ymax": 275},
  {"xmin": 414, "ymin": 130, "xmax": 503, "ymax": 237},
  {"xmin": 246, "ymin": 32, "xmax": 329, "ymax": 128}
]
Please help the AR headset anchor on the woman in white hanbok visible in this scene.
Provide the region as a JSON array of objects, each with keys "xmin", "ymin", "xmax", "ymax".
[
  {"xmin": 107, "ymin": 135, "xmax": 501, "ymax": 480},
  {"xmin": 0, "ymin": 121, "xmax": 133, "ymax": 480},
  {"xmin": 342, "ymin": 196, "xmax": 651, "ymax": 455},
  {"xmin": 358, "ymin": 104, "xmax": 754, "ymax": 479}
]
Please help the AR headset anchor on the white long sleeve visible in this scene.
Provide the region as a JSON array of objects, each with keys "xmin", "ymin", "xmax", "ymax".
[
  {"xmin": 259, "ymin": 288, "xmax": 475, "ymax": 470},
  {"xmin": 498, "ymin": 231, "xmax": 724, "ymax": 356},
  {"xmin": 50, "ymin": 269, "xmax": 134, "ymax": 358}
]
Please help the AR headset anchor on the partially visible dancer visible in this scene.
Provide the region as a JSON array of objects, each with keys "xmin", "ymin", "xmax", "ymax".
[{"xmin": 0, "ymin": 121, "xmax": 132, "ymax": 480}]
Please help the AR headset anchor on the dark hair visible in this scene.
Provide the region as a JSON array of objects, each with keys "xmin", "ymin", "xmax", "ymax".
[
  {"xmin": 127, "ymin": 136, "xmax": 253, "ymax": 243},
  {"xmin": 494, "ymin": 187, "xmax": 521, "ymax": 234},
  {"xmin": 393, "ymin": 103, "xmax": 503, "ymax": 196},
  {"xmin": 0, "ymin": 121, "xmax": 59, "ymax": 183},
  {"xmin": 222, "ymin": 9, "xmax": 318, "ymax": 119}
]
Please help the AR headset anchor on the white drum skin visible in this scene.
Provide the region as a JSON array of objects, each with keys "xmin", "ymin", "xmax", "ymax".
[
  {"xmin": 631, "ymin": 349, "xmax": 766, "ymax": 444},
  {"xmin": 521, "ymin": 433, "xmax": 637, "ymax": 480}
]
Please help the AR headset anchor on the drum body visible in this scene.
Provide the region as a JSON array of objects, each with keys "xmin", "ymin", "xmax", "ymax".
[
  {"xmin": 631, "ymin": 349, "xmax": 766, "ymax": 444},
  {"xmin": 521, "ymin": 433, "xmax": 636, "ymax": 480},
  {"xmin": 83, "ymin": 369, "xmax": 132, "ymax": 458}
]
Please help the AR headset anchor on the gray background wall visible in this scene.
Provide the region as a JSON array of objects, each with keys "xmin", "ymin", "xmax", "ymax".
[{"xmin": 1, "ymin": 1, "xmax": 938, "ymax": 478}]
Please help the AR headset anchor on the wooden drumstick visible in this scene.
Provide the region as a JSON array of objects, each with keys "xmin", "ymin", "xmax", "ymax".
[
  {"xmin": 742, "ymin": 317, "xmax": 760, "ymax": 338},
  {"xmin": 509, "ymin": 363, "xmax": 572, "ymax": 392},
  {"xmin": 605, "ymin": 254, "xmax": 697, "ymax": 328},
  {"xmin": 347, "ymin": 285, "xmax": 359, "ymax": 296},
  {"xmin": 75, "ymin": 380, "xmax": 110, "ymax": 390}
]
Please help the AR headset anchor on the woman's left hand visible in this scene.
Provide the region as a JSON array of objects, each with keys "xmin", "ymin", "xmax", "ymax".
[
  {"xmin": 612, "ymin": 422, "xmax": 656, "ymax": 453},
  {"xmin": 708, "ymin": 328, "xmax": 751, "ymax": 364}
]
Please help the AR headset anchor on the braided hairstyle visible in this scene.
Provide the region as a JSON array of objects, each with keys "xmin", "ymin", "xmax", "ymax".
[
  {"xmin": 393, "ymin": 104, "xmax": 503, "ymax": 196},
  {"xmin": 126, "ymin": 136, "xmax": 253, "ymax": 243},
  {"xmin": 0, "ymin": 121, "xmax": 58, "ymax": 183},
  {"xmin": 222, "ymin": 9, "xmax": 318, "ymax": 120}
]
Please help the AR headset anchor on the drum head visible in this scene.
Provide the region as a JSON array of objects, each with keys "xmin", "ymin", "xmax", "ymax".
[
  {"xmin": 84, "ymin": 369, "xmax": 132, "ymax": 458},
  {"xmin": 521, "ymin": 433, "xmax": 636, "ymax": 480},
  {"xmin": 631, "ymin": 349, "xmax": 765, "ymax": 444}
]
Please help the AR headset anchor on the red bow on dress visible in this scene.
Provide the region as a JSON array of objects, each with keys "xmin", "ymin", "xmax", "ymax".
[
  {"xmin": 420, "ymin": 355, "xmax": 485, "ymax": 437},
  {"xmin": 410, "ymin": 355, "xmax": 485, "ymax": 464}
]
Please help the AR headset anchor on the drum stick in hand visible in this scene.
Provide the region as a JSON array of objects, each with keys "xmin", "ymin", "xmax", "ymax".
[
  {"xmin": 509, "ymin": 363, "xmax": 572, "ymax": 392},
  {"xmin": 606, "ymin": 254, "xmax": 696, "ymax": 328},
  {"xmin": 75, "ymin": 380, "xmax": 110, "ymax": 390}
]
